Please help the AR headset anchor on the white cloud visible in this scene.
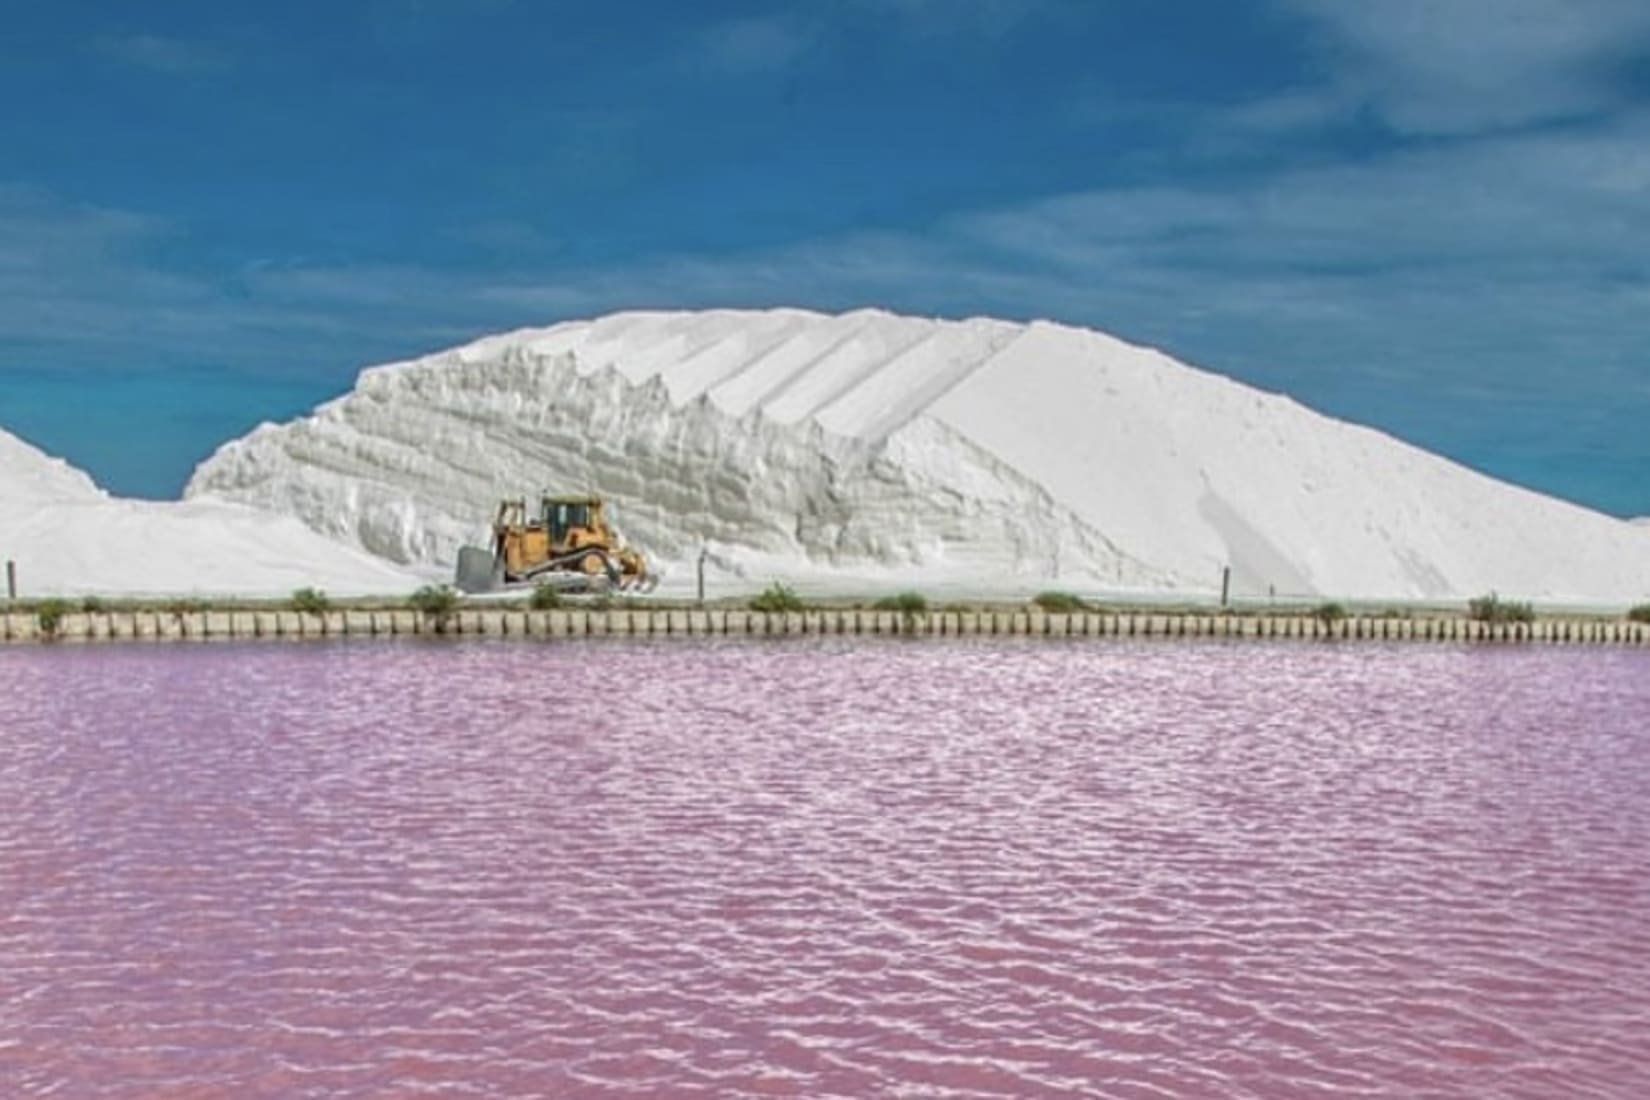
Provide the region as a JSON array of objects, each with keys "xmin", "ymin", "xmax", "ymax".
[
  {"xmin": 965, "ymin": 122, "xmax": 1650, "ymax": 277},
  {"xmin": 0, "ymin": 188, "xmax": 450, "ymax": 370},
  {"xmin": 684, "ymin": 0, "xmax": 1053, "ymax": 78},
  {"xmin": 444, "ymin": 219, "xmax": 559, "ymax": 257},
  {"xmin": 1280, "ymin": 0, "xmax": 1650, "ymax": 133},
  {"xmin": 8, "ymin": 106, "xmax": 1650, "ymax": 458},
  {"xmin": 692, "ymin": 15, "xmax": 811, "ymax": 74},
  {"xmin": 93, "ymin": 33, "xmax": 232, "ymax": 77},
  {"xmin": 858, "ymin": 0, "xmax": 1049, "ymax": 37}
]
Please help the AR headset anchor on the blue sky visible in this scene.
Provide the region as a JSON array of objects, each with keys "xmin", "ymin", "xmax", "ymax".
[{"xmin": 2, "ymin": 0, "xmax": 1648, "ymax": 515}]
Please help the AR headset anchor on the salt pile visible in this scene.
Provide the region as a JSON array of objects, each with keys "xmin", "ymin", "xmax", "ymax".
[
  {"xmin": 0, "ymin": 427, "xmax": 421, "ymax": 598},
  {"xmin": 187, "ymin": 308, "xmax": 1650, "ymax": 604}
]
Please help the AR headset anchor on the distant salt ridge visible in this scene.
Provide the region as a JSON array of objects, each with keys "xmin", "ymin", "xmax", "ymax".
[
  {"xmin": 187, "ymin": 308, "xmax": 1650, "ymax": 603},
  {"xmin": 0, "ymin": 426, "xmax": 422, "ymax": 598}
]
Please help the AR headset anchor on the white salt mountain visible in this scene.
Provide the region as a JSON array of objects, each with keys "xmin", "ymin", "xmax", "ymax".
[
  {"xmin": 187, "ymin": 308, "xmax": 1650, "ymax": 604},
  {"xmin": 0, "ymin": 427, "xmax": 421, "ymax": 598}
]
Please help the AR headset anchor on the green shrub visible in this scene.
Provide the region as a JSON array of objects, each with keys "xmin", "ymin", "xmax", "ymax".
[
  {"xmin": 529, "ymin": 583, "xmax": 562, "ymax": 611},
  {"xmin": 408, "ymin": 585, "xmax": 458, "ymax": 628},
  {"xmin": 80, "ymin": 596, "xmax": 105, "ymax": 613},
  {"xmin": 1032, "ymin": 591, "xmax": 1088, "ymax": 614},
  {"xmin": 1313, "ymin": 601, "xmax": 1348, "ymax": 625},
  {"xmin": 749, "ymin": 582, "xmax": 805, "ymax": 614},
  {"xmin": 1628, "ymin": 603, "xmax": 1650, "ymax": 624},
  {"xmin": 35, "ymin": 599, "xmax": 71, "ymax": 638},
  {"xmin": 1467, "ymin": 593, "xmax": 1535, "ymax": 624},
  {"xmin": 290, "ymin": 587, "xmax": 331, "ymax": 616},
  {"xmin": 873, "ymin": 591, "xmax": 928, "ymax": 615}
]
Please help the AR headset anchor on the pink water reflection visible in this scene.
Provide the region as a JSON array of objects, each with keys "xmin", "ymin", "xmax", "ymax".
[{"xmin": 2, "ymin": 638, "xmax": 1648, "ymax": 1098}]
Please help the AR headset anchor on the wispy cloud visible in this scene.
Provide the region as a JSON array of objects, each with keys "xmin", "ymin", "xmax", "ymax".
[
  {"xmin": 0, "ymin": 184, "xmax": 160, "ymax": 266},
  {"xmin": 9, "ymin": 0, "xmax": 1650, "ymax": 506},
  {"xmin": 686, "ymin": 1, "xmax": 1054, "ymax": 77},
  {"xmin": 951, "ymin": 117, "xmax": 1650, "ymax": 370},
  {"xmin": 239, "ymin": 116, "xmax": 1650, "ymax": 404},
  {"xmin": 1279, "ymin": 0, "xmax": 1650, "ymax": 134},
  {"xmin": 92, "ymin": 33, "xmax": 233, "ymax": 77},
  {"xmin": 0, "ymin": 187, "xmax": 447, "ymax": 372},
  {"xmin": 14, "ymin": 99, "xmax": 1650, "ymax": 398},
  {"xmin": 0, "ymin": 184, "xmax": 200, "ymax": 343},
  {"xmin": 692, "ymin": 15, "xmax": 812, "ymax": 74},
  {"xmin": 860, "ymin": 0, "xmax": 1051, "ymax": 38},
  {"xmin": 444, "ymin": 219, "xmax": 560, "ymax": 258}
]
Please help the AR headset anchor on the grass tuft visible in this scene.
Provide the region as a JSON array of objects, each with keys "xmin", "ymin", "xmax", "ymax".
[
  {"xmin": 1312, "ymin": 601, "xmax": 1348, "ymax": 624},
  {"xmin": 1467, "ymin": 593, "xmax": 1535, "ymax": 624},
  {"xmin": 873, "ymin": 591, "xmax": 928, "ymax": 615},
  {"xmin": 1627, "ymin": 603, "xmax": 1650, "ymax": 624},
  {"xmin": 749, "ymin": 582, "xmax": 806, "ymax": 614},
  {"xmin": 408, "ymin": 585, "xmax": 458, "ymax": 630},
  {"xmin": 290, "ymin": 587, "xmax": 331, "ymax": 616},
  {"xmin": 1032, "ymin": 591, "xmax": 1088, "ymax": 614},
  {"xmin": 529, "ymin": 583, "xmax": 562, "ymax": 611},
  {"xmin": 35, "ymin": 599, "xmax": 71, "ymax": 638}
]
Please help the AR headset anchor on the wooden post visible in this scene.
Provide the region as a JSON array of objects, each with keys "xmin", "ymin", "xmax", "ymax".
[
  {"xmin": 1220, "ymin": 566, "xmax": 1231, "ymax": 608},
  {"xmin": 5, "ymin": 560, "xmax": 14, "ymax": 601},
  {"xmin": 697, "ymin": 548, "xmax": 707, "ymax": 604}
]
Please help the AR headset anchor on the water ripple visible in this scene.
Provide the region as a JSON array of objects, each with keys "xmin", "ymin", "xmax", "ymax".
[{"xmin": 2, "ymin": 639, "xmax": 1648, "ymax": 1097}]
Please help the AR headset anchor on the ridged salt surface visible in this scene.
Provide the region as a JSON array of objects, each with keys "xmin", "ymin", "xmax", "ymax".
[
  {"xmin": 0, "ymin": 427, "xmax": 421, "ymax": 598},
  {"xmin": 176, "ymin": 307, "xmax": 1650, "ymax": 601}
]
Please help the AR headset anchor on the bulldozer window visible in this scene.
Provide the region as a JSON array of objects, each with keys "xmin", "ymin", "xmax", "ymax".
[{"xmin": 546, "ymin": 502, "xmax": 591, "ymax": 541}]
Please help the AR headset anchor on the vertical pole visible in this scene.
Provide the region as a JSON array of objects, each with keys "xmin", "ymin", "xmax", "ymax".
[
  {"xmin": 697, "ymin": 547, "xmax": 707, "ymax": 605},
  {"xmin": 5, "ymin": 560, "xmax": 14, "ymax": 601},
  {"xmin": 1220, "ymin": 566, "xmax": 1231, "ymax": 608}
]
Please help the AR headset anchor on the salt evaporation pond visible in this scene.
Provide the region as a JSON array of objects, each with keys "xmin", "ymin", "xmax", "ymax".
[{"xmin": 2, "ymin": 639, "xmax": 1647, "ymax": 1098}]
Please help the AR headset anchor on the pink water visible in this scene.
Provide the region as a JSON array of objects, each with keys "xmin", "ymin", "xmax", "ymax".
[{"xmin": 2, "ymin": 639, "xmax": 1647, "ymax": 1098}]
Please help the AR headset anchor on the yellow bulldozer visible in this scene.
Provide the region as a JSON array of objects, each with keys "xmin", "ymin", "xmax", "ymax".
[{"xmin": 454, "ymin": 494, "xmax": 652, "ymax": 594}]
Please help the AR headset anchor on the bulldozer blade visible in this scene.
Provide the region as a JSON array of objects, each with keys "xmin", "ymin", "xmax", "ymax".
[{"xmin": 455, "ymin": 545, "xmax": 503, "ymax": 593}]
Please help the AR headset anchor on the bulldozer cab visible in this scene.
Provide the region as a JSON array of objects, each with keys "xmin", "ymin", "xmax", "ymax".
[{"xmin": 543, "ymin": 497, "xmax": 600, "ymax": 544}]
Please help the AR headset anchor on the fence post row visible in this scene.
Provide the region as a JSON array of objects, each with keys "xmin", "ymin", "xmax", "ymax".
[{"xmin": 2, "ymin": 603, "xmax": 1645, "ymax": 646}]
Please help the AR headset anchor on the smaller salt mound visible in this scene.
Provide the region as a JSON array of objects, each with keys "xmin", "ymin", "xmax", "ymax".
[
  {"xmin": 0, "ymin": 427, "xmax": 104, "ymax": 505},
  {"xmin": 1, "ymin": 427, "xmax": 421, "ymax": 598}
]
